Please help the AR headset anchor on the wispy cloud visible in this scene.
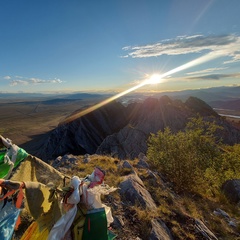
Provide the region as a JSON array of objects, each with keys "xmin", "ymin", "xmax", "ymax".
[
  {"xmin": 122, "ymin": 34, "xmax": 240, "ymax": 63},
  {"xmin": 6, "ymin": 76, "xmax": 63, "ymax": 86},
  {"xmin": 10, "ymin": 80, "xmax": 28, "ymax": 86},
  {"xmin": 186, "ymin": 73, "xmax": 240, "ymax": 81},
  {"xmin": 186, "ymin": 67, "xmax": 227, "ymax": 75},
  {"xmin": 224, "ymin": 50, "xmax": 240, "ymax": 64}
]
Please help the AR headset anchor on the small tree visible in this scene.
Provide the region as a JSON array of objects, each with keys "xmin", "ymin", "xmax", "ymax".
[
  {"xmin": 147, "ymin": 116, "xmax": 221, "ymax": 193},
  {"xmin": 219, "ymin": 144, "xmax": 240, "ymax": 182}
]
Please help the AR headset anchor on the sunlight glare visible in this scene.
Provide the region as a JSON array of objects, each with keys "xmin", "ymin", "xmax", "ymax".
[
  {"xmin": 63, "ymin": 50, "xmax": 225, "ymax": 124},
  {"xmin": 145, "ymin": 74, "xmax": 163, "ymax": 85}
]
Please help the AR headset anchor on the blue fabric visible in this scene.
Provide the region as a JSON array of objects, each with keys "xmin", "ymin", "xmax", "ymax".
[{"xmin": 0, "ymin": 201, "xmax": 21, "ymax": 240}]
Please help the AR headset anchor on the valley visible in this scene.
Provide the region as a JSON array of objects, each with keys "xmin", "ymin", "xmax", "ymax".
[
  {"xmin": 0, "ymin": 98, "xmax": 101, "ymax": 151},
  {"xmin": 1, "ymin": 87, "xmax": 240, "ymax": 157}
]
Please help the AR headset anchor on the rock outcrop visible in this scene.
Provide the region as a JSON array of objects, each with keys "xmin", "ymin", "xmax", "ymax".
[
  {"xmin": 222, "ymin": 179, "xmax": 240, "ymax": 204},
  {"xmin": 119, "ymin": 172, "xmax": 157, "ymax": 209},
  {"xmin": 38, "ymin": 101, "xmax": 128, "ymax": 160},
  {"xmin": 149, "ymin": 219, "xmax": 174, "ymax": 240}
]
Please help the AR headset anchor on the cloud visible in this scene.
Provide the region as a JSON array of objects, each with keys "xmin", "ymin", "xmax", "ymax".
[
  {"xmin": 122, "ymin": 34, "xmax": 240, "ymax": 63},
  {"xmin": 10, "ymin": 80, "xmax": 28, "ymax": 86},
  {"xmin": 186, "ymin": 67, "xmax": 227, "ymax": 75},
  {"xmin": 51, "ymin": 78, "xmax": 62, "ymax": 83},
  {"xmin": 8, "ymin": 76, "xmax": 63, "ymax": 86},
  {"xmin": 224, "ymin": 50, "xmax": 240, "ymax": 64},
  {"xmin": 186, "ymin": 73, "xmax": 240, "ymax": 81},
  {"xmin": 4, "ymin": 76, "xmax": 11, "ymax": 80}
]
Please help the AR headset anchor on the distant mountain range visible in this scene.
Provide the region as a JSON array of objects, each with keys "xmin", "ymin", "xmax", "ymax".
[
  {"xmin": 120, "ymin": 85, "xmax": 240, "ymax": 111},
  {"xmin": 1, "ymin": 86, "xmax": 239, "ymax": 110},
  {"xmin": 155, "ymin": 86, "xmax": 240, "ymax": 111},
  {"xmin": 0, "ymin": 92, "xmax": 107, "ymax": 100},
  {"xmin": 0, "ymin": 92, "xmax": 109, "ymax": 106},
  {"xmin": 154, "ymin": 85, "xmax": 240, "ymax": 102}
]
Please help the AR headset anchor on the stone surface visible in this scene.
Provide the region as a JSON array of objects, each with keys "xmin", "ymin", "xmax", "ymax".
[
  {"xmin": 222, "ymin": 179, "xmax": 240, "ymax": 204},
  {"xmin": 120, "ymin": 160, "xmax": 134, "ymax": 169},
  {"xmin": 194, "ymin": 219, "xmax": 218, "ymax": 240},
  {"xmin": 149, "ymin": 219, "xmax": 173, "ymax": 240},
  {"xmin": 83, "ymin": 154, "xmax": 91, "ymax": 163},
  {"xmin": 119, "ymin": 173, "xmax": 156, "ymax": 209}
]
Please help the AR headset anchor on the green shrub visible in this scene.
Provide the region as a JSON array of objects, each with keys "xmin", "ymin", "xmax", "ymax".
[{"xmin": 146, "ymin": 116, "xmax": 240, "ymax": 196}]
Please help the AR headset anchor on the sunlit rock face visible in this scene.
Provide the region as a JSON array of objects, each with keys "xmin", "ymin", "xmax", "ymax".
[{"xmin": 38, "ymin": 96, "xmax": 240, "ymax": 161}]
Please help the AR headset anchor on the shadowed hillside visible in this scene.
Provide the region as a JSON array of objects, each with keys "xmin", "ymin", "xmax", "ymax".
[{"xmin": 35, "ymin": 96, "xmax": 240, "ymax": 161}]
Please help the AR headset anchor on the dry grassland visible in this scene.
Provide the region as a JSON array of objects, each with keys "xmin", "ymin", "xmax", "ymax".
[{"xmin": 0, "ymin": 98, "xmax": 98, "ymax": 152}]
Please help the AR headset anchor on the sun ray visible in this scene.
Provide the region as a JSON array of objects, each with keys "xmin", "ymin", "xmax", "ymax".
[
  {"xmin": 63, "ymin": 50, "xmax": 224, "ymax": 124},
  {"xmin": 144, "ymin": 74, "xmax": 163, "ymax": 85}
]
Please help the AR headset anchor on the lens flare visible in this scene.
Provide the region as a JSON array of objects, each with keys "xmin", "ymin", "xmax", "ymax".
[
  {"xmin": 63, "ymin": 50, "xmax": 224, "ymax": 124},
  {"xmin": 144, "ymin": 74, "xmax": 163, "ymax": 85}
]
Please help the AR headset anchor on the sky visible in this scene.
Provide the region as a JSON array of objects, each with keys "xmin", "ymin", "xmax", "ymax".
[{"xmin": 1, "ymin": 0, "xmax": 240, "ymax": 94}]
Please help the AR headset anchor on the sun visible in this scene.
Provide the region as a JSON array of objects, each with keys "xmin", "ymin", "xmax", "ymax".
[{"xmin": 145, "ymin": 73, "xmax": 163, "ymax": 85}]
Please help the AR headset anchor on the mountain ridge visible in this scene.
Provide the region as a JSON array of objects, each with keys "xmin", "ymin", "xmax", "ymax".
[{"xmin": 35, "ymin": 95, "xmax": 240, "ymax": 161}]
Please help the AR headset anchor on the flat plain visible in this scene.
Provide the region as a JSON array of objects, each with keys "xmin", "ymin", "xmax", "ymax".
[{"xmin": 0, "ymin": 98, "xmax": 99, "ymax": 153}]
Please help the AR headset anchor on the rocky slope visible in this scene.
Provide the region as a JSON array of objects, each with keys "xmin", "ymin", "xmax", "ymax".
[
  {"xmin": 37, "ymin": 96, "xmax": 240, "ymax": 161},
  {"xmin": 47, "ymin": 153, "xmax": 240, "ymax": 240}
]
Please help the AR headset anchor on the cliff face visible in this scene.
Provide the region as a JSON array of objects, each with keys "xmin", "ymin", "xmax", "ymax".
[
  {"xmin": 38, "ymin": 101, "xmax": 128, "ymax": 160},
  {"xmin": 37, "ymin": 96, "xmax": 240, "ymax": 161}
]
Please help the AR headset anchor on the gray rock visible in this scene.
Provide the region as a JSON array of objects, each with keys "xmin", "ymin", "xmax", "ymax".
[
  {"xmin": 149, "ymin": 219, "xmax": 173, "ymax": 240},
  {"xmin": 97, "ymin": 126, "xmax": 148, "ymax": 160},
  {"xmin": 145, "ymin": 170, "xmax": 159, "ymax": 187},
  {"xmin": 83, "ymin": 154, "xmax": 91, "ymax": 163},
  {"xmin": 195, "ymin": 219, "xmax": 218, "ymax": 240},
  {"xmin": 55, "ymin": 156, "xmax": 62, "ymax": 161},
  {"xmin": 213, "ymin": 208, "xmax": 238, "ymax": 228},
  {"xmin": 147, "ymin": 170, "xmax": 158, "ymax": 180},
  {"xmin": 112, "ymin": 215, "xmax": 125, "ymax": 229},
  {"xmin": 136, "ymin": 157, "xmax": 149, "ymax": 169},
  {"xmin": 138, "ymin": 152, "xmax": 146, "ymax": 161},
  {"xmin": 119, "ymin": 173, "xmax": 156, "ymax": 209},
  {"xmin": 52, "ymin": 156, "xmax": 62, "ymax": 167},
  {"xmin": 228, "ymin": 220, "xmax": 237, "ymax": 228},
  {"xmin": 213, "ymin": 208, "xmax": 230, "ymax": 220},
  {"xmin": 222, "ymin": 179, "xmax": 240, "ymax": 204},
  {"xmin": 61, "ymin": 154, "xmax": 77, "ymax": 164},
  {"xmin": 68, "ymin": 157, "xmax": 77, "ymax": 164},
  {"xmin": 122, "ymin": 160, "xmax": 133, "ymax": 169}
]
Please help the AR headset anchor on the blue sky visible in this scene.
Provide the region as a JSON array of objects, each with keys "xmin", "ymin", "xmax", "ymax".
[{"xmin": 1, "ymin": 0, "xmax": 240, "ymax": 93}]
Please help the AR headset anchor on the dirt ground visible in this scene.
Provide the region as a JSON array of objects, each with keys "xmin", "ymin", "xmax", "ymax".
[{"xmin": 0, "ymin": 98, "xmax": 98, "ymax": 153}]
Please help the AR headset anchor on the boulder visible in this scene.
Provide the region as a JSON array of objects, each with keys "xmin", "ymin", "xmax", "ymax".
[
  {"xmin": 136, "ymin": 153, "xmax": 149, "ymax": 169},
  {"xmin": 83, "ymin": 154, "xmax": 91, "ymax": 163},
  {"xmin": 222, "ymin": 179, "xmax": 240, "ymax": 204},
  {"xmin": 52, "ymin": 154, "xmax": 77, "ymax": 168},
  {"xmin": 122, "ymin": 160, "xmax": 134, "ymax": 169},
  {"xmin": 119, "ymin": 173, "xmax": 156, "ymax": 209},
  {"xmin": 149, "ymin": 219, "xmax": 173, "ymax": 240}
]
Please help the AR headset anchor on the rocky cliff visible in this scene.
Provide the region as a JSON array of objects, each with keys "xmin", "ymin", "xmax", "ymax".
[{"xmin": 37, "ymin": 96, "xmax": 240, "ymax": 161}]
